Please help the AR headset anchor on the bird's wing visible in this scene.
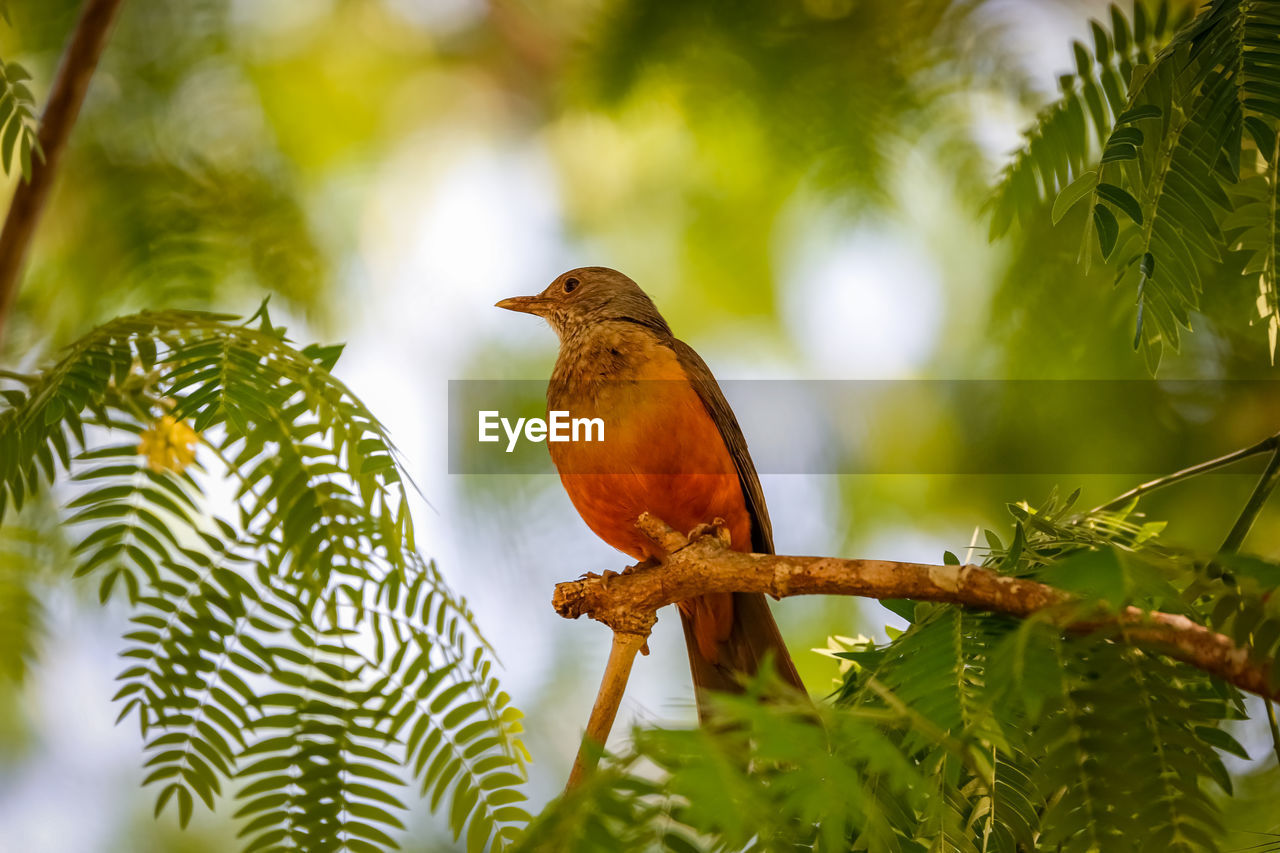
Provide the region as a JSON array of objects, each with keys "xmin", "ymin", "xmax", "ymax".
[{"xmin": 669, "ymin": 338, "xmax": 774, "ymax": 555}]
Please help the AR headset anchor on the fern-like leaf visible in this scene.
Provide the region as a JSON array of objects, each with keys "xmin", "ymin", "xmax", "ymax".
[
  {"xmin": 1021, "ymin": 0, "xmax": 1280, "ymax": 366},
  {"xmin": 0, "ymin": 309, "xmax": 528, "ymax": 852},
  {"xmin": 0, "ymin": 57, "xmax": 39, "ymax": 180},
  {"xmin": 989, "ymin": 2, "xmax": 1187, "ymax": 237},
  {"xmin": 0, "ymin": 514, "xmax": 56, "ymax": 681}
]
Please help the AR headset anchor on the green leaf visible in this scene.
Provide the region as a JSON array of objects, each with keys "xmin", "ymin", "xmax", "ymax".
[
  {"xmin": 1100, "ymin": 141, "xmax": 1137, "ymax": 162},
  {"xmin": 1, "ymin": 112, "xmax": 18, "ymax": 171},
  {"xmin": 879, "ymin": 598, "xmax": 917, "ymax": 622},
  {"xmin": 1096, "ymin": 182, "xmax": 1143, "ymax": 224},
  {"xmin": 1115, "ymin": 104, "xmax": 1161, "ymax": 124},
  {"xmin": 1052, "ymin": 170, "xmax": 1098, "ymax": 224},
  {"xmin": 301, "ymin": 342, "xmax": 345, "ymax": 372},
  {"xmin": 1194, "ymin": 725, "xmax": 1249, "ymax": 760},
  {"xmin": 1092, "ymin": 204, "xmax": 1119, "ymax": 258}
]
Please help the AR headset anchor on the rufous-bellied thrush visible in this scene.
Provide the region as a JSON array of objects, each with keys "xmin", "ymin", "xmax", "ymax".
[{"xmin": 497, "ymin": 266, "xmax": 805, "ymax": 720}]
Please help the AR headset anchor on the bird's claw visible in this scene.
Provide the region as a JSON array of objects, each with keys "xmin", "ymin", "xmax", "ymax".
[
  {"xmin": 687, "ymin": 518, "xmax": 732, "ymax": 547},
  {"xmin": 578, "ymin": 568, "xmax": 623, "ymax": 589},
  {"xmin": 580, "ymin": 556, "xmax": 664, "ymax": 590},
  {"xmin": 625, "ymin": 556, "xmax": 663, "ymax": 574}
]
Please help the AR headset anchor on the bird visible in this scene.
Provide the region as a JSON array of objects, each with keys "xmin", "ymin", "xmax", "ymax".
[{"xmin": 496, "ymin": 266, "xmax": 805, "ymax": 720}]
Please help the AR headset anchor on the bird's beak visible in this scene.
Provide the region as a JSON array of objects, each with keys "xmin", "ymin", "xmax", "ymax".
[{"xmin": 495, "ymin": 295, "xmax": 552, "ymax": 316}]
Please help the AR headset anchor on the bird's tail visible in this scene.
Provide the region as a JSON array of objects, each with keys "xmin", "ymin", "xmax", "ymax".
[{"xmin": 678, "ymin": 591, "xmax": 805, "ymax": 722}]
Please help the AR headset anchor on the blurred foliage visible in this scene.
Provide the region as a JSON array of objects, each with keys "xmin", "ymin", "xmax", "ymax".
[
  {"xmin": 583, "ymin": 0, "xmax": 1001, "ymax": 200},
  {"xmin": 0, "ymin": 55, "xmax": 38, "ymax": 180},
  {"xmin": 0, "ymin": 509, "xmax": 49, "ymax": 681},
  {"xmin": 1, "ymin": 0, "xmax": 335, "ymax": 355},
  {"xmin": 552, "ymin": 0, "xmax": 1018, "ymax": 326}
]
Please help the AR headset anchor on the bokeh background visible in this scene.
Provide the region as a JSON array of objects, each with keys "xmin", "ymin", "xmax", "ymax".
[{"xmin": 1, "ymin": 0, "xmax": 1278, "ymax": 850}]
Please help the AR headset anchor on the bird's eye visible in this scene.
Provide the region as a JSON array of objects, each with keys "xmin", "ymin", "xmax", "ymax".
[{"xmin": 563, "ymin": 277, "xmax": 580, "ymax": 293}]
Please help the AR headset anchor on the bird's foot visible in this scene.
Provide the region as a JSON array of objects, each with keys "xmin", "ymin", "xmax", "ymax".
[
  {"xmin": 578, "ymin": 556, "xmax": 664, "ymax": 591},
  {"xmin": 624, "ymin": 555, "xmax": 663, "ymax": 574},
  {"xmin": 577, "ymin": 568, "xmax": 628, "ymax": 590},
  {"xmin": 686, "ymin": 518, "xmax": 732, "ymax": 548}
]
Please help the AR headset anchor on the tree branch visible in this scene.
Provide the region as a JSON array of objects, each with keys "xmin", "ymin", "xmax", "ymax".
[
  {"xmin": 0, "ymin": 0, "xmax": 126, "ymax": 343},
  {"xmin": 553, "ymin": 513, "xmax": 1278, "ymax": 703}
]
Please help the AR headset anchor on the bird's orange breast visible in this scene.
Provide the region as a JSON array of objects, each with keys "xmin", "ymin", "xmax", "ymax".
[{"xmin": 548, "ymin": 336, "xmax": 752, "ymax": 561}]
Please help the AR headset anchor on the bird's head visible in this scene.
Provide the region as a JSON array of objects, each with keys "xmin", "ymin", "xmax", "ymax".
[{"xmin": 496, "ymin": 267, "xmax": 671, "ymax": 341}]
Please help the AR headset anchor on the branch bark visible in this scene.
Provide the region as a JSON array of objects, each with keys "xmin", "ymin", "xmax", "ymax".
[
  {"xmin": 553, "ymin": 513, "xmax": 1278, "ymax": 703},
  {"xmin": 0, "ymin": 0, "xmax": 126, "ymax": 343}
]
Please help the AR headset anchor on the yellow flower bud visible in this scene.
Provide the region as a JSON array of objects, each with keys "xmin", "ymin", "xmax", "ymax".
[{"xmin": 137, "ymin": 415, "xmax": 199, "ymax": 473}]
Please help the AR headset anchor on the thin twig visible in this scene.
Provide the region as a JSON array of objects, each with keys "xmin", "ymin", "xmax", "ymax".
[
  {"xmin": 0, "ymin": 0, "xmax": 126, "ymax": 344},
  {"xmin": 1219, "ymin": 446, "xmax": 1280, "ymax": 555},
  {"xmin": 1091, "ymin": 431, "xmax": 1280, "ymax": 514},
  {"xmin": 565, "ymin": 630, "xmax": 651, "ymax": 792},
  {"xmin": 563, "ymin": 524, "xmax": 672, "ymax": 792},
  {"xmin": 1266, "ymin": 700, "xmax": 1280, "ymax": 767},
  {"xmin": 553, "ymin": 514, "xmax": 1279, "ymax": 704},
  {"xmin": 1215, "ymin": 444, "xmax": 1280, "ymax": 765}
]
